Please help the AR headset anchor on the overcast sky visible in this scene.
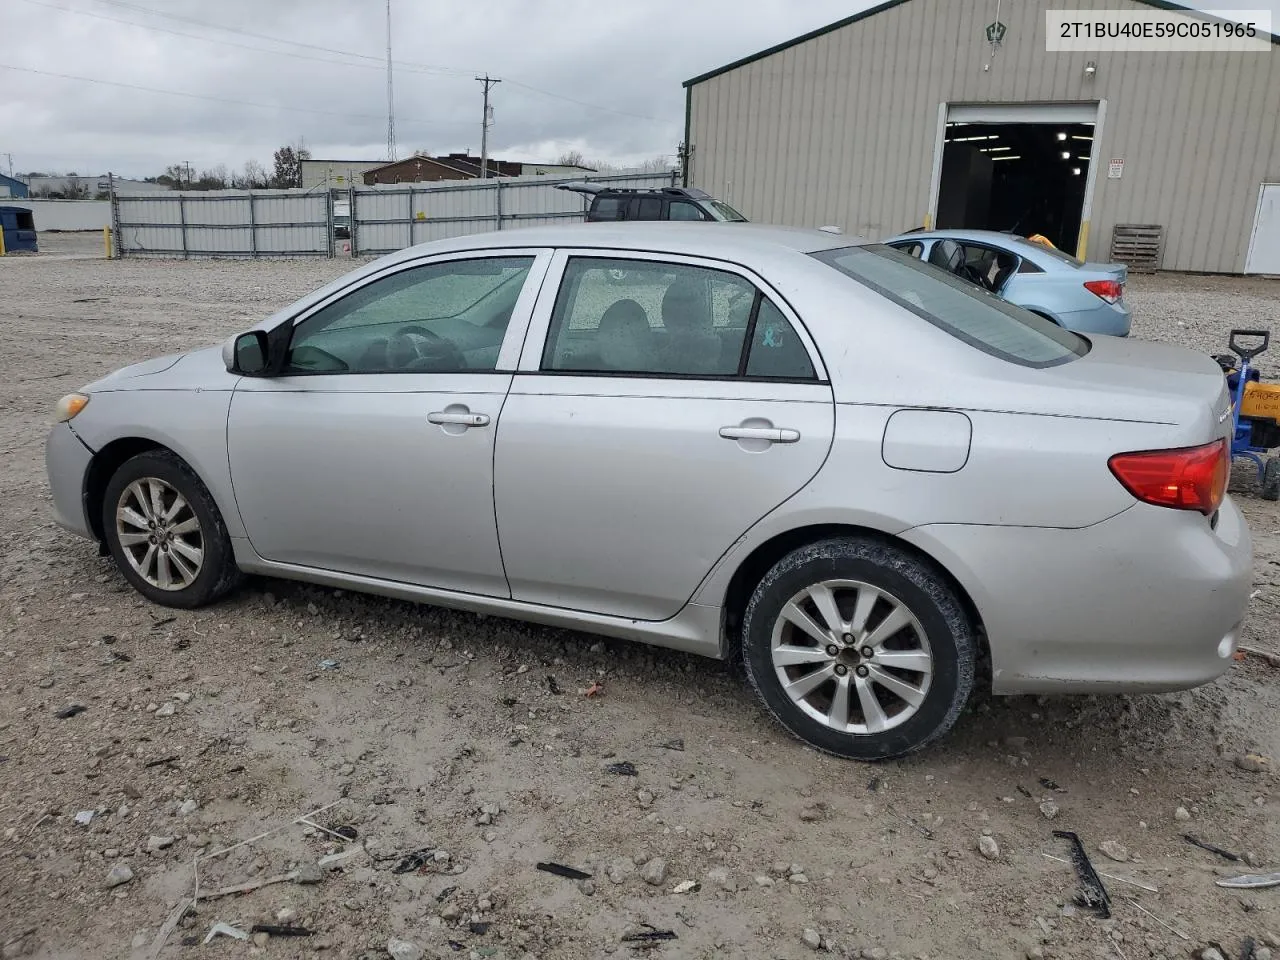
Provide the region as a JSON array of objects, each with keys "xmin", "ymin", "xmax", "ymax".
[{"xmin": 2, "ymin": 0, "xmax": 1276, "ymax": 180}]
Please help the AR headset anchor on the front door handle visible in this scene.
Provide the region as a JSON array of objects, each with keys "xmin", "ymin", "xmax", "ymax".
[
  {"xmin": 719, "ymin": 425, "xmax": 800, "ymax": 443},
  {"xmin": 428, "ymin": 410, "xmax": 490, "ymax": 427}
]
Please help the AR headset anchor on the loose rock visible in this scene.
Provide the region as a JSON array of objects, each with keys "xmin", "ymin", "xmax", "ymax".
[
  {"xmin": 276, "ymin": 908, "xmax": 297, "ymax": 924},
  {"xmin": 1199, "ymin": 948, "xmax": 1226, "ymax": 960},
  {"xmin": 1256, "ymin": 948, "xmax": 1272, "ymax": 960},
  {"xmin": 1038, "ymin": 800, "xmax": 1059, "ymax": 820},
  {"xmin": 802, "ymin": 928, "xmax": 822, "ymax": 950},
  {"xmin": 1175, "ymin": 806, "xmax": 1192, "ymax": 821},
  {"xmin": 1236, "ymin": 753, "xmax": 1272, "ymax": 773},
  {"xmin": 387, "ymin": 938, "xmax": 424, "ymax": 960},
  {"xmin": 578, "ymin": 879, "xmax": 596, "ymax": 896},
  {"xmin": 641, "ymin": 857, "xmax": 668, "ymax": 886},
  {"xmin": 154, "ymin": 702, "xmax": 176, "ymax": 718},
  {"xmin": 178, "ymin": 799, "xmax": 199, "ymax": 816},
  {"xmin": 104, "ymin": 863, "xmax": 134, "ymax": 888},
  {"xmin": 294, "ymin": 863, "xmax": 324, "ymax": 885},
  {"xmin": 978, "ymin": 836, "xmax": 1000, "ymax": 860},
  {"xmin": 146, "ymin": 835, "xmax": 175, "ymax": 852},
  {"xmin": 799, "ymin": 803, "xmax": 828, "ymax": 822},
  {"xmin": 1098, "ymin": 840, "xmax": 1129, "ymax": 862},
  {"xmin": 606, "ymin": 857, "xmax": 635, "ymax": 885}
]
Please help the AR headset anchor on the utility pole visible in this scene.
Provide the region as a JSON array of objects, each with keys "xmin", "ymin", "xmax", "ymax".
[
  {"xmin": 184, "ymin": 160, "xmax": 192, "ymax": 188},
  {"xmin": 385, "ymin": 0, "xmax": 396, "ymax": 161},
  {"xmin": 476, "ymin": 75, "xmax": 500, "ymax": 178},
  {"xmin": 4, "ymin": 153, "xmax": 12, "ymax": 179}
]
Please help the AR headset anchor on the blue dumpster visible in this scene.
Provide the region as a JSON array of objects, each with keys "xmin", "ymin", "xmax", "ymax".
[{"xmin": 0, "ymin": 206, "xmax": 38, "ymax": 253}]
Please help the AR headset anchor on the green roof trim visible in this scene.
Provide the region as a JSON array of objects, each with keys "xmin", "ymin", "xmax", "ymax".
[{"xmin": 682, "ymin": 0, "xmax": 1277, "ymax": 88}]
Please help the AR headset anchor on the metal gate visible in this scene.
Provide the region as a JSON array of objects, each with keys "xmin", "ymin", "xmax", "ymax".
[{"xmin": 114, "ymin": 189, "xmax": 331, "ymax": 258}]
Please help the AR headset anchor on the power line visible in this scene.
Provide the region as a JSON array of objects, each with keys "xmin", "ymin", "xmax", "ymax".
[
  {"xmin": 0, "ymin": 62, "xmax": 468, "ymax": 128},
  {"xmin": 74, "ymin": 0, "xmax": 668, "ymax": 122}
]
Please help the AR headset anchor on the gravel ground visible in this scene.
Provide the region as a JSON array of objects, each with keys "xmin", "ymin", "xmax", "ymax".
[{"xmin": 2, "ymin": 232, "xmax": 1280, "ymax": 960}]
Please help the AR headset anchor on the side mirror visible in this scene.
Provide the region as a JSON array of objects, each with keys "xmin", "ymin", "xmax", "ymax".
[{"xmin": 229, "ymin": 330, "xmax": 270, "ymax": 375}]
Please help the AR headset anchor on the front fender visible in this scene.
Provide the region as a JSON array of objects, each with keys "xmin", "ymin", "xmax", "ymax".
[{"xmin": 69, "ymin": 389, "xmax": 244, "ymax": 539}]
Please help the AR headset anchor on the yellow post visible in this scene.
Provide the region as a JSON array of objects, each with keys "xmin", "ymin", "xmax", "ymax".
[
  {"xmin": 0, "ymin": 224, "xmax": 6, "ymax": 257},
  {"xmin": 1075, "ymin": 220, "xmax": 1090, "ymax": 261},
  {"xmin": 103, "ymin": 226, "xmax": 112, "ymax": 259}
]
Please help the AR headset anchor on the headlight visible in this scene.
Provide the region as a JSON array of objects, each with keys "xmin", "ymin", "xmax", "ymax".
[{"xmin": 55, "ymin": 393, "xmax": 90, "ymax": 422}]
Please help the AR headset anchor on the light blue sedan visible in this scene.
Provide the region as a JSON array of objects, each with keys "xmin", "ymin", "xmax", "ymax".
[{"xmin": 883, "ymin": 229, "xmax": 1132, "ymax": 336}]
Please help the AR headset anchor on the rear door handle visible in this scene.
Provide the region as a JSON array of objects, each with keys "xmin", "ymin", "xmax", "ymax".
[
  {"xmin": 719, "ymin": 426, "xmax": 800, "ymax": 443},
  {"xmin": 428, "ymin": 411, "xmax": 490, "ymax": 427}
]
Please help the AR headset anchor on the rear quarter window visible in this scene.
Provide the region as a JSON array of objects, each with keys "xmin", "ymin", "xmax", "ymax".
[{"xmin": 812, "ymin": 245, "xmax": 1088, "ymax": 367}]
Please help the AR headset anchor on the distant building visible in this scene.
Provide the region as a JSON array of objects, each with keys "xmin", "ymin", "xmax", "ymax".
[
  {"xmin": 300, "ymin": 159, "xmax": 391, "ymax": 191},
  {"xmin": 24, "ymin": 175, "xmax": 170, "ymax": 197},
  {"xmin": 361, "ymin": 152, "xmax": 594, "ymax": 185},
  {"xmin": 0, "ymin": 173, "xmax": 29, "ymax": 198}
]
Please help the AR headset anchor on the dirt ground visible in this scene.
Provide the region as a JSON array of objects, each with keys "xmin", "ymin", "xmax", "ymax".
[{"xmin": 2, "ymin": 233, "xmax": 1279, "ymax": 960}]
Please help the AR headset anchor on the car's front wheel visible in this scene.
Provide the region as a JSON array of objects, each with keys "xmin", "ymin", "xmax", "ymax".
[
  {"xmin": 102, "ymin": 450, "xmax": 241, "ymax": 608},
  {"xmin": 741, "ymin": 537, "xmax": 975, "ymax": 760}
]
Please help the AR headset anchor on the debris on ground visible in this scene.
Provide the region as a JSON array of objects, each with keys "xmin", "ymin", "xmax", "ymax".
[
  {"xmin": 73, "ymin": 810, "xmax": 94, "ymax": 826},
  {"xmin": 1215, "ymin": 871, "xmax": 1280, "ymax": 890},
  {"xmin": 202, "ymin": 923, "xmax": 249, "ymax": 944},
  {"xmin": 391, "ymin": 849, "xmax": 434, "ymax": 874},
  {"xmin": 54, "ymin": 704, "xmax": 86, "ymax": 718},
  {"xmin": 1055, "ymin": 831, "xmax": 1112, "ymax": 918},
  {"xmin": 1183, "ymin": 833, "xmax": 1243, "ymax": 862},
  {"xmin": 250, "ymin": 924, "xmax": 312, "ymax": 937},
  {"xmin": 1038, "ymin": 800, "xmax": 1060, "ymax": 820},
  {"xmin": 802, "ymin": 928, "xmax": 823, "ymax": 950},
  {"xmin": 659, "ymin": 737, "xmax": 685, "ymax": 751},
  {"xmin": 583, "ymin": 681, "xmax": 604, "ymax": 697},
  {"xmin": 319, "ymin": 659, "xmax": 339, "ymax": 670},
  {"xmin": 535, "ymin": 861, "xmax": 592, "ymax": 881},
  {"xmin": 605, "ymin": 761, "xmax": 638, "ymax": 776},
  {"xmin": 978, "ymin": 835, "xmax": 1000, "ymax": 860},
  {"xmin": 1039, "ymin": 778, "xmax": 1064, "ymax": 792},
  {"xmin": 620, "ymin": 927, "xmax": 678, "ymax": 943}
]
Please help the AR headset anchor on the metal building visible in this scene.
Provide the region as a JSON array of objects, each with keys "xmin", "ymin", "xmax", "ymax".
[{"xmin": 683, "ymin": 0, "xmax": 1280, "ymax": 273}]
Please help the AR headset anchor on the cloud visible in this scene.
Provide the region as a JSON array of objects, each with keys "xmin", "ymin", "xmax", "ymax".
[{"xmin": 1, "ymin": 0, "xmax": 865, "ymax": 177}]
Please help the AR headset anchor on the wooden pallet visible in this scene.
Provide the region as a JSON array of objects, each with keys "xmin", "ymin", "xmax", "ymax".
[{"xmin": 1109, "ymin": 223, "xmax": 1163, "ymax": 272}]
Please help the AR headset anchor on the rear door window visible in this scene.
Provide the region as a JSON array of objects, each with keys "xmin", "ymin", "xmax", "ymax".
[
  {"xmin": 634, "ymin": 197, "xmax": 663, "ymax": 220},
  {"xmin": 812, "ymin": 245, "xmax": 1087, "ymax": 367}
]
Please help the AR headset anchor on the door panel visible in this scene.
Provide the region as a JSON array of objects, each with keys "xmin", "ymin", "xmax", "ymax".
[
  {"xmin": 494, "ymin": 379, "xmax": 834, "ymax": 619},
  {"xmin": 229, "ymin": 374, "xmax": 511, "ymax": 594}
]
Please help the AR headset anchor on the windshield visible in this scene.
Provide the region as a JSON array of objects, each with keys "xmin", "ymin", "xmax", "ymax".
[
  {"xmin": 706, "ymin": 199, "xmax": 747, "ymax": 222},
  {"xmin": 812, "ymin": 244, "xmax": 1088, "ymax": 367}
]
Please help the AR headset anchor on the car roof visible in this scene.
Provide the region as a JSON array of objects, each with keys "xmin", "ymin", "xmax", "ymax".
[
  {"xmin": 384, "ymin": 222, "xmax": 864, "ymax": 263},
  {"xmin": 889, "ymin": 228, "xmax": 1057, "ymax": 253}
]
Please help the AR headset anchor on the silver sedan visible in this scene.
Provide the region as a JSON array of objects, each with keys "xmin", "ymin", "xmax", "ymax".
[{"xmin": 45, "ymin": 223, "xmax": 1252, "ymax": 760}]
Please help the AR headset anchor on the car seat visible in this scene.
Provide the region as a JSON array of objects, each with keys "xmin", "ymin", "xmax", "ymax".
[
  {"xmin": 597, "ymin": 299, "xmax": 652, "ymax": 371},
  {"xmin": 660, "ymin": 278, "xmax": 723, "ymax": 374}
]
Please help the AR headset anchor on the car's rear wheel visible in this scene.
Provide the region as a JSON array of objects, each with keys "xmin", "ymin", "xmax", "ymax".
[
  {"xmin": 741, "ymin": 537, "xmax": 975, "ymax": 760},
  {"xmin": 102, "ymin": 451, "xmax": 241, "ymax": 608},
  {"xmin": 1262, "ymin": 458, "xmax": 1280, "ymax": 501}
]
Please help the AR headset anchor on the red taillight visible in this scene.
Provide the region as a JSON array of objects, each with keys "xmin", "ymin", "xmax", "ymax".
[
  {"xmin": 1084, "ymin": 279, "xmax": 1123, "ymax": 304},
  {"xmin": 1108, "ymin": 440, "xmax": 1228, "ymax": 515}
]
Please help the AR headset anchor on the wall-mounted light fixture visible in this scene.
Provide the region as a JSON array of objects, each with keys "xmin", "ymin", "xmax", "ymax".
[{"xmin": 1084, "ymin": 61, "xmax": 1097, "ymax": 77}]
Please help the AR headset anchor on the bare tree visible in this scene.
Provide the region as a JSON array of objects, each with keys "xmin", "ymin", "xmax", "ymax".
[
  {"xmin": 234, "ymin": 160, "xmax": 270, "ymax": 189},
  {"xmin": 557, "ymin": 150, "xmax": 587, "ymax": 168}
]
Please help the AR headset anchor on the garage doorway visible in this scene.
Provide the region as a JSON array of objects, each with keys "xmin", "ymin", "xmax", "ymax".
[{"xmin": 928, "ymin": 102, "xmax": 1104, "ymax": 258}]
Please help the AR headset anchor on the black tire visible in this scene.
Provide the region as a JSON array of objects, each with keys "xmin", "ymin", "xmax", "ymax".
[
  {"xmin": 102, "ymin": 450, "xmax": 242, "ymax": 608},
  {"xmin": 741, "ymin": 537, "xmax": 975, "ymax": 761},
  {"xmin": 1263, "ymin": 458, "xmax": 1280, "ymax": 501}
]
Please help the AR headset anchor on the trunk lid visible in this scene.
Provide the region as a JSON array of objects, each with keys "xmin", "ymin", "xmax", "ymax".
[{"xmin": 1043, "ymin": 334, "xmax": 1231, "ymax": 440}]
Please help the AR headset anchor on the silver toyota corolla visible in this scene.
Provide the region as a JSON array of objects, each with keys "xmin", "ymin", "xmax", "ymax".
[{"xmin": 45, "ymin": 223, "xmax": 1252, "ymax": 760}]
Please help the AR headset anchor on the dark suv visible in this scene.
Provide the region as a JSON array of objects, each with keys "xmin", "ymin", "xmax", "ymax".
[{"xmin": 557, "ymin": 184, "xmax": 747, "ymax": 223}]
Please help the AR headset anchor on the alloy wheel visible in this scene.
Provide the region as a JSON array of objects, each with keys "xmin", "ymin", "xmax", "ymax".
[
  {"xmin": 770, "ymin": 578, "xmax": 933, "ymax": 734},
  {"xmin": 114, "ymin": 477, "xmax": 205, "ymax": 591}
]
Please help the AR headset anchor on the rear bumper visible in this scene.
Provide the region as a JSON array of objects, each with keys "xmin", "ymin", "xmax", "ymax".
[
  {"xmin": 45, "ymin": 422, "xmax": 94, "ymax": 539},
  {"xmin": 903, "ymin": 496, "xmax": 1252, "ymax": 694},
  {"xmin": 1057, "ymin": 300, "xmax": 1132, "ymax": 337}
]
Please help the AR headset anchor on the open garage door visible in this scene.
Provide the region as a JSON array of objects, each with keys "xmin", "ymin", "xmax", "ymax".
[{"xmin": 930, "ymin": 102, "xmax": 1103, "ymax": 257}]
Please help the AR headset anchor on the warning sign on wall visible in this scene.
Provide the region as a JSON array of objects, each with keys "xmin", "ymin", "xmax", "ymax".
[{"xmin": 1107, "ymin": 159, "xmax": 1124, "ymax": 179}]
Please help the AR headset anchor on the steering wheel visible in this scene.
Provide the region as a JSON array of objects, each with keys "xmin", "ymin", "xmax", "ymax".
[{"xmin": 389, "ymin": 325, "xmax": 467, "ymax": 371}]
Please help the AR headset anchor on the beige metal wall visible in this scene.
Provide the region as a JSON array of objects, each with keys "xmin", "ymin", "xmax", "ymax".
[{"xmin": 686, "ymin": 0, "xmax": 1280, "ymax": 272}]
